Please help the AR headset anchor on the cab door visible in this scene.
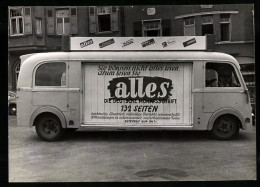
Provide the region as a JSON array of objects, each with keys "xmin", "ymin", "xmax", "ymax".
[{"xmin": 203, "ymin": 62, "xmax": 247, "ymax": 114}]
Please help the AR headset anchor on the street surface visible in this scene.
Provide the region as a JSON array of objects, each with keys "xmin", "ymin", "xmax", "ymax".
[{"xmin": 8, "ymin": 115, "xmax": 256, "ymax": 182}]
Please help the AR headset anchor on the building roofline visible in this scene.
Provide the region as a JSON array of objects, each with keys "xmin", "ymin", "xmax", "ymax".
[{"xmin": 175, "ymin": 11, "xmax": 239, "ymax": 19}]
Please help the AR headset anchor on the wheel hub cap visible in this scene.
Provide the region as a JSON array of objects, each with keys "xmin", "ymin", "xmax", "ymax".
[{"xmin": 42, "ymin": 120, "xmax": 58, "ymax": 135}]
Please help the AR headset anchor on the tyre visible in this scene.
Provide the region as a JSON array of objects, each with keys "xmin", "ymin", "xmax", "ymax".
[
  {"xmin": 211, "ymin": 115, "xmax": 239, "ymax": 140},
  {"xmin": 9, "ymin": 104, "xmax": 16, "ymax": 115},
  {"xmin": 35, "ymin": 115, "xmax": 64, "ymax": 141}
]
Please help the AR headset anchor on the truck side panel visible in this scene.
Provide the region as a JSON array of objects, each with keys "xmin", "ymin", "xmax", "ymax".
[{"xmin": 82, "ymin": 62, "xmax": 193, "ymax": 127}]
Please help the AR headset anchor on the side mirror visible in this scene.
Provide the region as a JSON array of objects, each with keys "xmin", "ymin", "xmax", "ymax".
[{"xmin": 244, "ymin": 89, "xmax": 249, "ymax": 103}]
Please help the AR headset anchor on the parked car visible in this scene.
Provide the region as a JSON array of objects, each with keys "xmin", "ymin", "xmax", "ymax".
[
  {"xmin": 8, "ymin": 91, "xmax": 17, "ymax": 115},
  {"xmin": 252, "ymin": 106, "xmax": 255, "ymax": 126}
]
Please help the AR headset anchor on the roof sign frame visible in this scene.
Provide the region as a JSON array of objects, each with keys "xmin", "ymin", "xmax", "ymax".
[{"xmin": 65, "ymin": 35, "xmax": 215, "ymax": 51}]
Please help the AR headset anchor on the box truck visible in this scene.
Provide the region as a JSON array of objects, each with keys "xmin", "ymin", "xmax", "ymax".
[{"xmin": 16, "ymin": 36, "xmax": 252, "ymax": 141}]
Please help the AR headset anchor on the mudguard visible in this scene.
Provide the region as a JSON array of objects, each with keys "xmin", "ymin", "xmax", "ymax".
[
  {"xmin": 207, "ymin": 108, "xmax": 244, "ymax": 130},
  {"xmin": 30, "ymin": 106, "xmax": 67, "ymax": 128}
]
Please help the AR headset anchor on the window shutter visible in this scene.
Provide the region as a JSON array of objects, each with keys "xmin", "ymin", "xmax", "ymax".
[
  {"xmin": 89, "ymin": 6, "xmax": 96, "ymax": 33},
  {"xmin": 35, "ymin": 18, "xmax": 42, "ymax": 37},
  {"xmin": 70, "ymin": 7, "xmax": 78, "ymax": 35},
  {"xmin": 111, "ymin": 6, "xmax": 118, "ymax": 31},
  {"xmin": 161, "ymin": 19, "xmax": 171, "ymax": 36},
  {"xmin": 46, "ymin": 8, "xmax": 55, "ymax": 35},
  {"xmin": 133, "ymin": 21, "xmax": 142, "ymax": 36},
  {"xmin": 8, "ymin": 8, "xmax": 10, "ymax": 36},
  {"xmin": 24, "ymin": 7, "xmax": 32, "ymax": 34}
]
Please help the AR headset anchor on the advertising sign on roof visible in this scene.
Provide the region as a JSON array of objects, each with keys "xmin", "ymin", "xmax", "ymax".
[{"xmin": 70, "ymin": 36, "xmax": 207, "ymax": 51}]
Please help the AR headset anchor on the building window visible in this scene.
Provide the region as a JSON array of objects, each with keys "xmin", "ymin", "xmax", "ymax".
[
  {"xmin": 9, "ymin": 8, "xmax": 24, "ymax": 35},
  {"xmin": 98, "ymin": 14, "xmax": 111, "ymax": 31},
  {"xmin": 220, "ymin": 14, "xmax": 231, "ymax": 41},
  {"xmin": 9, "ymin": 7, "xmax": 32, "ymax": 36},
  {"xmin": 35, "ymin": 18, "xmax": 42, "ymax": 36},
  {"xmin": 133, "ymin": 19, "xmax": 171, "ymax": 37},
  {"xmin": 201, "ymin": 15, "xmax": 213, "ymax": 35},
  {"xmin": 142, "ymin": 20, "xmax": 162, "ymax": 36},
  {"xmin": 15, "ymin": 62, "xmax": 21, "ymax": 85},
  {"xmin": 97, "ymin": 6, "xmax": 111, "ymax": 32},
  {"xmin": 46, "ymin": 7, "xmax": 78, "ymax": 36},
  {"xmin": 56, "ymin": 9, "xmax": 70, "ymax": 35},
  {"xmin": 48, "ymin": 9, "xmax": 53, "ymax": 17},
  {"xmin": 184, "ymin": 17, "xmax": 195, "ymax": 36},
  {"xmin": 89, "ymin": 6, "xmax": 118, "ymax": 33}
]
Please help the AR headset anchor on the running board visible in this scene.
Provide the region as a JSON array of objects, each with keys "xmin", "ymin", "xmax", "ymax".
[{"xmin": 78, "ymin": 124, "xmax": 194, "ymax": 131}]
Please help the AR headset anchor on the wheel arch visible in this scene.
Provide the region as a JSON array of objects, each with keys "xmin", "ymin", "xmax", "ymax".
[
  {"xmin": 207, "ymin": 108, "xmax": 244, "ymax": 130},
  {"xmin": 30, "ymin": 106, "xmax": 67, "ymax": 128}
]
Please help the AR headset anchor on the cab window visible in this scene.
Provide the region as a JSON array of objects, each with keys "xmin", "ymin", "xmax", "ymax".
[
  {"xmin": 205, "ymin": 62, "xmax": 240, "ymax": 87},
  {"xmin": 35, "ymin": 62, "xmax": 66, "ymax": 86}
]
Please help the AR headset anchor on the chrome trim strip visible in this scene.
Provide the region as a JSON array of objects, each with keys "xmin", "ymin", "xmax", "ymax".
[
  {"xmin": 81, "ymin": 124, "xmax": 193, "ymax": 128},
  {"xmin": 18, "ymin": 87, "xmax": 81, "ymax": 92}
]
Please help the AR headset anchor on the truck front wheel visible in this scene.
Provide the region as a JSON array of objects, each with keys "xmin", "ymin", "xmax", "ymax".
[
  {"xmin": 211, "ymin": 115, "xmax": 239, "ymax": 140},
  {"xmin": 35, "ymin": 114, "xmax": 64, "ymax": 141}
]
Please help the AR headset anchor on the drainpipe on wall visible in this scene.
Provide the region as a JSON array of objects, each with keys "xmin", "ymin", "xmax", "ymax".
[
  {"xmin": 120, "ymin": 6, "xmax": 125, "ymax": 36},
  {"xmin": 252, "ymin": 10, "xmax": 255, "ymax": 56}
]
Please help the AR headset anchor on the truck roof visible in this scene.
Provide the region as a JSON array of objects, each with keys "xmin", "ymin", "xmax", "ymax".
[
  {"xmin": 18, "ymin": 51, "xmax": 240, "ymax": 88},
  {"xmin": 21, "ymin": 51, "xmax": 239, "ymax": 66}
]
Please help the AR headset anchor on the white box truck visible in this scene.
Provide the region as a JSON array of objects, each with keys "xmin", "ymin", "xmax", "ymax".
[{"xmin": 16, "ymin": 36, "xmax": 252, "ymax": 141}]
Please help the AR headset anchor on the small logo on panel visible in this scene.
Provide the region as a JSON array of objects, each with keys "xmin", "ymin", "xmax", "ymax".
[
  {"xmin": 99, "ymin": 38, "xmax": 115, "ymax": 48},
  {"xmin": 183, "ymin": 38, "xmax": 196, "ymax": 47},
  {"xmin": 141, "ymin": 39, "xmax": 155, "ymax": 48},
  {"xmin": 121, "ymin": 39, "xmax": 134, "ymax": 48},
  {"xmin": 80, "ymin": 39, "xmax": 94, "ymax": 48},
  {"xmin": 162, "ymin": 38, "xmax": 176, "ymax": 48}
]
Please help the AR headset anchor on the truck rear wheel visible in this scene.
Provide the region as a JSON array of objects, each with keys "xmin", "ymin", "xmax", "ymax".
[
  {"xmin": 35, "ymin": 115, "xmax": 64, "ymax": 141},
  {"xmin": 211, "ymin": 115, "xmax": 239, "ymax": 140}
]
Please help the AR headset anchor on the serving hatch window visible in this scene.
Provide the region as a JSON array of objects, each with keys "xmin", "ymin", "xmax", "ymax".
[
  {"xmin": 35, "ymin": 62, "xmax": 66, "ymax": 86},
  {"xmin": 205, "ymin": 62, "xmax": 240, "ymax": 87}
]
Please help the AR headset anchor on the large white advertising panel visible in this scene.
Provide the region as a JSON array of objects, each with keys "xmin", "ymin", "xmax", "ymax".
[
  {"xmin": 71, "ymin": 37, "xmax": 206, "ymax": 51},
  {"xmin": 83, "ymin": 63, "xmax": 192, "ymax": 126}
]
